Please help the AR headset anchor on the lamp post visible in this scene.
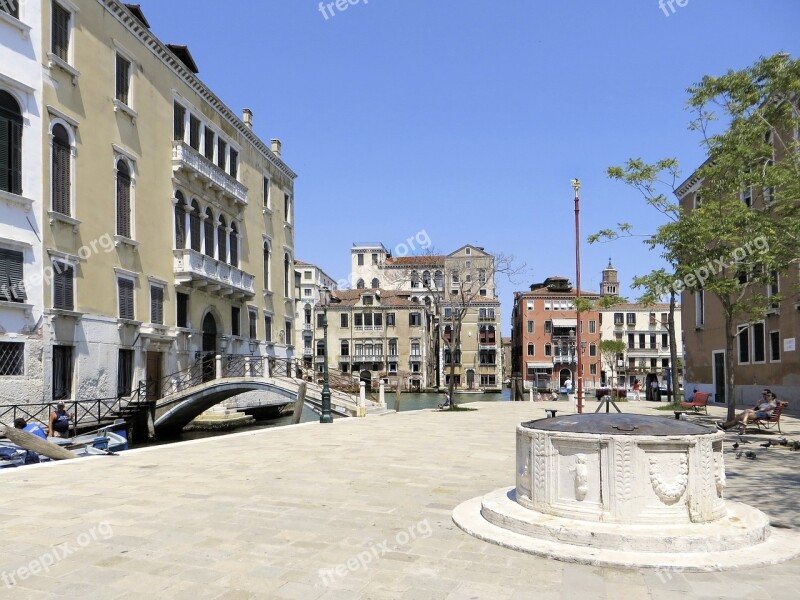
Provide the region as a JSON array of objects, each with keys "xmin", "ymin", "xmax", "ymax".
[
  {"xmin": 571, "ymin": 178, "xmax": 584, "ymax": 413},
  {"xmin": 319, "ymin": 286, "xmax": 340, "ymax": 423}
]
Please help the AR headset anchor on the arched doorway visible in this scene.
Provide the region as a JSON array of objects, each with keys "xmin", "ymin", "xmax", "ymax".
[
  {"xmin": 202, "ymin": 313, "xmax": 217, "ymax": 382},
  {"xmin": 466, "ymin": 369, "xmax": 475, "ymax": 389},
  {"xmin": 559, "ymin": 368, "xmax": 572, "ymax": 389},
  {"xmin": 360, "ymin": 369, "xmax": 372, "ymax": 391}
]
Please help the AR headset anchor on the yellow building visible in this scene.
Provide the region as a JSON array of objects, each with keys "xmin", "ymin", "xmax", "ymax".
[{"xmin": 36, "ymin": 0, "xmax": 296, "ymax": 402}]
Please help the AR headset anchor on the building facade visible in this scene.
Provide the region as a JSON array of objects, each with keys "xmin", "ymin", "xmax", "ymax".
[
  {"xmin": 511, "ymin": 276, "xmax": 601, "ymax": 391},
  {"xmin": 294, "ymin": 260, "xmax": 337, "ymax": 368},
  {"xmin": 676, "ymin": 169, "xmax": 800, "ymax": 408},
  {"xmin": 0, "ymin": 0, "xmax": 46, "ymax": 402},
  {"xmin": 2, "ymin": 0, "xmax": 297, "ymax": 405},
  {"xmin": 597, "ymin": 261, "xmax": 683, "ymax": 392}
]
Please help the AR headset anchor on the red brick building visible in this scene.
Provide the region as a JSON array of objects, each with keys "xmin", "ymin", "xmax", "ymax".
[{"xmin": 511, "ymin": 276, "xmax": 601, "ymax": 391}]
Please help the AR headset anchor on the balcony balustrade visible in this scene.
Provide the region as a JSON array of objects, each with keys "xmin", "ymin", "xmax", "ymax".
[
  {"xmin": 172, "ymin": 141, "xmax": 248, "ymax": 206},
  {"xmin": 173, "ymin": 248, "xmax": 255, "ymax": 299}
]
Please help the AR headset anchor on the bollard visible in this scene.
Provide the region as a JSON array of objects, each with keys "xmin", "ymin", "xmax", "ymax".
[
  {"xmin": 395, "ymin": 381, "xmax": 402, "ymax": 412},
  {"xmin": 292, "ymin": 382, "xmax": 306, "ymax": 425},
  {"xmin": 244, "ymin": 357, "xmax": 251, "ymax": 378},
  {"xmin": 215, "ymin": 354, "xmax": 223, "ymax": 379},
  {"xmin": 265, "ymin": 358, "xmax": 271, "ymax": 379},
  {"xmin": 358, "ymin": 381, "xmax": 367, "ymax": 417},
  {"xmin": 379, "ymin": 380, "xmax": 386, "ymax": 408},
  {"xmin": 529, "ymin": 387, "xmax": 533, "ymax": 402}
]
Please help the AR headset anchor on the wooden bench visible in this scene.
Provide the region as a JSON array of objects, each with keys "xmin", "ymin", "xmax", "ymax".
[
  {"xmin": 680, "ymin": 392, "xmax": 711, "ymax": 415},
  {"xmin": 746, "ymin": 402, "xmax": 787, "ymax": 434}
]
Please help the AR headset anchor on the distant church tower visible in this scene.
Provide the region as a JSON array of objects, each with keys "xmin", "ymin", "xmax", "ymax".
[{"xmin": 601, "ymin": 259, "xmax": 619, "ymax": 297}]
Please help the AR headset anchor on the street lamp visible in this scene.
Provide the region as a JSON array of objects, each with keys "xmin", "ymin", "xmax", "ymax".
[
  {"xmin": 319, "ymin": 286, "xmax": 341, "ymax": 423},
  {"xmin": 571, "ymin": 178, "xmax": 584, "ymax": 413}
]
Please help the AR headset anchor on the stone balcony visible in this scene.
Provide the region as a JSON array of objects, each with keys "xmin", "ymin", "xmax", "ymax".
[
  {"xmin": 173, "ymin": 248, "xmax": 255, "ymax": 300},
  {"xmin": 172, "ymin": 141, "xmax": 248, "ymax": 206}
]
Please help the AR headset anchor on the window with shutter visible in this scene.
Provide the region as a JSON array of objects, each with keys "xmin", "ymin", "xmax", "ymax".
[
  {"xmin": 150, "ymin": 285, "xmax": 164, "ymax": 325},
  {"xmin": 249, "ymin": 310, "xmax": 257, "ymax": 339},
  {"xmin": 176, "ymin": 292, "xmax": 188, "ymax": 328},
  {"xmin": 263, "ymin": 242, "xmax": 270, "ymax": 289},
  {"xmin": 118, "ymin": 278, "xmax": 134, "ymax": 320},
  {"xmin": 173, "ymin": 102, "xmax": 186, "ymax": 141},
  {"xmin": 116, "ymin": 160, "xmax": 131, "ymax": 238},
  {"xmin": 231, "ymin": 306, "xmax": 240, "ymax": 336},
  {"xmin": 1, "ymin": 1, "xmax": 20, "ymax": 18},
  {"xmin": 0, "ymin": 248, "xmax": 25, "ymax": 303},
  {"xmin": 53, "ymin": 261, "xmax": 74, "ymax": 311},
  {"xmin": 203, "ymin": 208, "xmax": 214, "ymax": 257},
  {"xmin": 51, "ymin": 3, "xmax": 70, "ymax": 62},
  {"xmin": 229, "ymin": 223, "xmax": 238, "ymax": 267},
  {"xmin": 174, "ymin": 193, "xmax": 186, "ymax": 249},
  {"xmin": 217, "ymin": 216, "xmax": 227, "ymax": 263},
  {"xmin": 229, "ymin": 149, "xmax": 238, "ymax": 178},
  {"xmin": 115, "ymin": 54, "xmax": 131, "ymax": 105},
  {"xmin": 190, "ymin": 201, "xmax": 201, "ymax": 252},
  {"xmin": 264, "ymin": 316, "xmax": 272, "ymax": 342},
  {"xmin": 0, "ymin": 91, "xmax": 23, "ymax": 195},
  {"xmin": 189, "ymin": 115, "xmax": 200, "ymax": 150},
  {"xmin": 52, "ymin": 124, "xmax": 71, "ymax": 214},
  {"xmin": 217, "ymin": 138, "xmax": 226, "ymax": 169},
  {"xmin": 284, "ymin": 254, "xmax": 290, "ymax": 297},
  {"xmin": 204, "ymin": 127, "xmax": 215, "ymax": 160}
]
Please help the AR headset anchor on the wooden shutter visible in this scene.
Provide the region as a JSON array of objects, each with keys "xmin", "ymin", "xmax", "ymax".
[
  {"xmin": 0, "ymin": 249, "xmax": 9, "ymax": 302},
  {"xmin": 54, "ymin": 262, "xmax": 74, "ymax": 311},
  {"xmin": 217, "ymin": 139, "xmax": 226, "ymax": 169},
  {"xmin": 249, "ymin": 310, "xmax": 256, "ymax": 339},
  {"xmin": 174, "ymin": 202, "xmax": 185, "ymax": 248},
  {"xmin": 229, "ymin": 149, "xmax": 238, "ymax": 178},
  {"xmin": 53, "ymin": 134, "xmax": 71, "ymax": 214},
  {"xmin": 150, "ymin": 286, "xmax": 163, "ymax": 325},
  {"xmin": 52, "ymin": 3, "xmax": 69, "ymax": 61},
  {"xmin": 9, "ymin": 118, "xmax": 21, "ymax": 195},
  {"xmin": 218, "ymin": 223, "xmax": 227, "ymax": 263},
  {"xmin": 2, "ymin": 2, "xmax": 20, "ymax": 18},
  {"xmin": 173, "ymin": 103, "xmax": 185, "ymax": 141},
  {"xmin": 189, "ymin": 115, "xmax": 200, "ymax": 150},
  {"xmin": 264, "ymin": 316, "xmax": 272, "ymax": 342},
  {"xmin": 116, "ymin": 54, "xmax": 130, "ymax": 104},
  {"xmin": 0, "ymin": 115, "xmax": 9, "ymax": 192},
  {"xmin": 190, "ymin": 205, "xmax": 201, "ymax": 251},
  {"xmin": 229, "ymin": 228, "xmax": 238, "ymax": 266},
  {"xmin": 204, "ymin": 213, "xmax": 214, "ymax": 257},
  {"xmin": 118, "ymin": 278, "xmax": 133, "ymax": 320},
  {"xmin": 116, "ymin": 165, "xmax": 131, "ymax": 238},
  {"xmin": 5, "ymin": 249, "xmax": 25, "ymax": 302}
]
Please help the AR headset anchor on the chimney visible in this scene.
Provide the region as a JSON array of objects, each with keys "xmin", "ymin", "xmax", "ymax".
[
  {"xmin": 242, "ymin": 108, "xmax": 253, "ymax": 129},
  {"xmin": 271, "ymin": 139, "xmax": 282, "ymax": 158}
]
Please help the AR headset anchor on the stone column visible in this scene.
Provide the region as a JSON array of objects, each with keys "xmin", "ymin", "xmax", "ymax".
[
  {"xmin": 244, "ymin": 356, "xmax": 251, "ymax": 378},
  {"xmin": 358, "ymin": 381, "xmax": 367, "ymax": 417},
  {"xmin": 215, "ymin": 354, "xmax": 222, "ymax": 379},
  {"xmin": 379, "ymin": 380, "xmax": 386, "ymax": 408}
]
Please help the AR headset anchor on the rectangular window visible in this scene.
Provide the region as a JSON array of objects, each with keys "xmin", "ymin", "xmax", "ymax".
[
  {"xmin": 340, "ymin": 313, "xmax": 348, "ymax": 328},
  {"xmin": 52, "ymin": 261, "xmax": 74, "ymax": 311},
  {"xmin": 354, "ymin": 313, "xmax": 363, "ymax": 327},
  {"xmin": 0, "ymin": 342, "xmax": 24, "ymax": 376},
  {"xmin": 217, "ymin": 138, "xmax": 227, "ymax": 169},
  {"xmin": 590, "ymin": 364, "xmax": 597, "ymax": 375},
  {"xmin": 589, "ymin": 344, "xmax": 597, "ymax": 357},
  {"xmin": 628, "ymin": 333, "xmax": 634, "ymax": 349},
  {"xmin": 117, "ymin": 349, "xmax": 133, "ymax": 397},
  {"xmin": 176, "ymin": 292, "xmax": 188, "ymax": 328},
  {"xmin": 662, "ymin": 333, "xmax": 669, "ymax": 348},
  {"xmin": 363, "ymin": 313, "xmax": 373, "ymax": 327},
  {"xmin": 374, "ymin": 313, "xmax": 382, "ymax": 327},
  {"xmin": 626, "ymin": 313, "xmax": 636, "ymax": 325},
  {"xmin": 285, "ymin": 321, "xmax": 292, "ymax": 345},
  {"xmin": 527, "ymin": 320, "xmax": 534, "ymax": 333},
  {"xmin": 386, "ymin": 312, "xmax": 395, "ymax": 327},
  {"xmin": 588, "ymin": 320, "xmax": 596, "ymax": 334},
  {"xmin": 150, "ymin": 285, "xmax": 164, "ymax": 325},
  {"xmin": 229, "ymin": 149, "xmax": 238, "ymax": 178},
  {"xmin": 544, "ymin": 320, "xmax": 552, "ymax": 334},
  {"xmin": 649, "ymin": 334, "xmax": 657, "ymax": 349},
  {"xmin": 263, "ymin": 177, "xmax": 271, "ymax": 208},
  {"xmin": 51, "ymin": 3, "xmax": 70, "ymax": 62},
  {"xmin": 0, "ymin": 248, "xmax": 26, "ymax": 303},
  {"xmin": 115, "ymin": 54, "xmax": 131, "ymax": 105},
  {"xmin": 409, "ymin": 313, "xmax": 421, "ymax": 327},
  {"xmin": 695, "ymin": 291, "xmax": 704, "ymax": 327},
  {"xmin": 118, "ymin": 277, "xmax": 134, "ymax": 320},
  {"xmin": 411, "ymin": 342, "xmax": 420, "ymax": 356},
  {"xmin": 231, "ymin": 306, "xmax": 241, "ymax": 336},
  {"xmin": 317, "ymin": 313, "xmax": 325, "ymax": 328},
  {"xmin": 264, "ymin": 315, "xmax": 272, "ymax": 342},
  {"xmin": 52, "ymin": 345, "xmax": 73, "ymax": 400},
  {"xmin": 362, "ymin": 295, "xmax": 373, "ymax": 306},
  {"xmin": 204, "ymin": 127, "xmax": 215, "ymax": 160},
  {"xmin": 752, "ymin": 323, "xmax": 765, "ymax": 363},
  {"xmin": 770, "ymin": 331, "xmax": 781, "ymax": 362},
  {"xmin": 738, "ymin": 325, "xmax": 750, "ymax": 364},
  {"xmin": 284, "ymin": 193, "xmax": 291, "ymax": 223},
  {"xmin": 249, "ymin": 310, "xmax": 257, "ymax": 339},
  {"xmin": 173, "ymin": 103, "xmax": 185, "ymax": 141},
  {"xmin": 357, "ymin": 254, "xmax": 364, "ymax": 266},
  {"xmin": 304, "ymin": 271, "xmax": 312, "ymax": 280},
  {"xmin": 614, "ymin": 312, "xmax": 623, "ymax": 325},
  {"xmin": 371, "ymin": 253, "xmax": 378, "ymax": 265},
  {"xmin": 1, "ymin": 1, "xmax": 20, "ymax": 18},
  {"xmin": 189, "ymin": 115, "xmax": 201, "ymax": 150},
  {"xmin": 660, "ymin": 313, "xmax": 668, "ymax": 327}
]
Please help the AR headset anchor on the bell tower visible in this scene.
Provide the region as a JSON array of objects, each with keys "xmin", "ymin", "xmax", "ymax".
[{"xmin": 601, "ymin": 259, "xmax": 619, "ymax": 297}]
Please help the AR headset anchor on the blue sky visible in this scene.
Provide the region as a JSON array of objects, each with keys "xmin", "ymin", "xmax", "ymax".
[{"xmin": 139, "ymin": 0, "xmax": 800, "ymax": 334}]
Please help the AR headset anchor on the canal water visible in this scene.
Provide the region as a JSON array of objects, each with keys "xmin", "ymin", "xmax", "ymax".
[{"xmin": 147, "ymin": 389, "xmax": 512, "ymax": 446}]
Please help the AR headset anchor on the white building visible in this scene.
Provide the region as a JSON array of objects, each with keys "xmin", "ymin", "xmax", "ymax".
[
  {"xmin": 294, "ymin": 260, "xmax": 337, "ymax": 368},
  {"xmin": 0, "ymin": 0, "xmax": 45, "ymax": 402}
]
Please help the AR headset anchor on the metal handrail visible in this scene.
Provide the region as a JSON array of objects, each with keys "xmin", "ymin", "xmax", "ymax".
[{"xmin": 0, "ymin": 396, "xmax": 126, "ymax": 436}]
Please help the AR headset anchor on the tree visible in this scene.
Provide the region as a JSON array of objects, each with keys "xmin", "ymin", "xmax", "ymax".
[
  {"xmin": 601, "ymin": 54, "xmax": 800, "ymax": 420},
  {"xmin": 599, "ymin": 340, "xmax": 626, "ymax": 389}
]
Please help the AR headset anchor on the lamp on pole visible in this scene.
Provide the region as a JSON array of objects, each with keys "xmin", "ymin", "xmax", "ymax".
[
  {"xmin": 319, "ymin": 286, "xmax": 340, "ymax": 423},
  {"xmin": 571, "ymin": 178, "xmax": 584, "ymax": 414}
]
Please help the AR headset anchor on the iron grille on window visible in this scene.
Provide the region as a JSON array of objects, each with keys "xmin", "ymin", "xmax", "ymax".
[
  {"xmin": 53, "ymin": 261, "xmax": 74, "ymax": 310},
  {"xmin": 150, "ymin": 286, "xmax": 164, "ymax": 325},
  {"xmin": 118, "ymin": 278, "xmax": 134, "ymax": 320},
  {"xmin": 51, "ymin": 3, "xmax": 70, "ymax": 62},
  {"xmin": 0, "ymin": 90, "xmax": 23, "ymax": 195},
  {"xmin": 116, "ymin": 54, "xmax": 131, "ymax": 104},
  {"xmin": 0, "ymin": 341, "xmax": 24, "ymax": 376},
  {"xmin": 0, "ymin": 248, "xmax": 25, "ymax": 302}
]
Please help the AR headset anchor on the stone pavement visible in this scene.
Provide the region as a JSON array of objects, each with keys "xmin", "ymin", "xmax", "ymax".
[{"xmin": 1, "ymin": 399, "xmax": 799, "ymax": 600}]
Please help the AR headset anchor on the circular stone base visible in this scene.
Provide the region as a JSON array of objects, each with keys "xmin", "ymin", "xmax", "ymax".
[{"xmin": 453, "ymin": 488, "xmax": 800, "ymax": 572}]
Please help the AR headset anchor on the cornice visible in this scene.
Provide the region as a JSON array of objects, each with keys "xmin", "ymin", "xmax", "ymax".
[{"xmin": 97, "ymin": 0, "xmax": 297, "ymax": 181}]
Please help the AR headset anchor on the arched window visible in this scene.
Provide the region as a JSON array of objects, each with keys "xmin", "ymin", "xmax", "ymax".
[
  {"xmin": 229, "ymin": 222, "xmax": 238, "ymax": 266},
  {"xmin": 0, "ymin": 90, "xmax": 23, "ymax": 195},
  {"xmin": 422, "ymin": 271, "xmax": 431, "ymax": 287},
  {"xmin": 284, "ymin": 253, "xmax": 290, "ymax": 297},
  {"xmin": 116, "ymin": 159, "xmax": 132, "ymax": 238},
  {"xmin": 263, "ymin": 241, "xmax": 271, "ymax": 290},
  {"xmin": 52, "ymin": 124, "xmax": 71, "ymax": 215},
  {"xmin": 371, "ymin": 278, "xmax": 379, "ymax": 289},
  {"xmin": 204, "ymin": 208, "xmax": 214, "ymax": 257},
  {"xmin": 444, "ymin": 324, "xmax": 452, "ymax": 343},
  {"xmin": 410, "ymin": 271, "xmax": 420, "ymax": 288},
  {"xmin": 356, "ymin": 278, "xmax": 365, "ymax": 289},
  {"xmin": 217, "ymin": 215, "xmax": 227, "ymax": 263},
  {"xmin": 174, "ymin": 192, "xmax": 186, "ymax": 249},
  {"xmin": 316, "ymin": 340, "xmax": 325, "ymax": 356},
  {"xmin": 190, "ymin": 200, "xmax": 202, "ymax": 252},
  {"xmin": 434, "ymin": 270, "xmax": 443, "ymax": 288}
]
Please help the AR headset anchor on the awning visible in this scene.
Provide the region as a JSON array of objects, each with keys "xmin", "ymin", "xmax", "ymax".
[
  {"xmin": 552, "ymin": 318, "xmax": 577, "ymax": 328},
  {"xmin": 527, "ymin": 362, "xmax": 553, "ymax": 369}
]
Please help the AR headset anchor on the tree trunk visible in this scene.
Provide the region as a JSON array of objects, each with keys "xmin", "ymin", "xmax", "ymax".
[
  {"xmin": 724, "ymin": 310, "xmax": 736, "ymax": 421},
  {"xmin": 668, "ymin": 291, "xmax": 679, "ymax": 405}
]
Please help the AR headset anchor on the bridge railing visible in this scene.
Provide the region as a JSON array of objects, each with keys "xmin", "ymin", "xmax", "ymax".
[{"xmin": 0, "ymin": 396, "xmax": 127, "ymax": 435}]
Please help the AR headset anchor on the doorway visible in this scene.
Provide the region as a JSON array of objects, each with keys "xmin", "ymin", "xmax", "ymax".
[
  {"xmin": 466, "ymin": 369, "xmax": 475, "ymax": 389},
  {"xmin": 202, "ymin": 313, "xmax": 217, "ymax": 382},
  {"xmin": 713, "ymin": 351, "xmax": 726, "ymax": 404},
  {"xmin": 145, "ymin": 352, "xmax": 163, "ymax": 400}
]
